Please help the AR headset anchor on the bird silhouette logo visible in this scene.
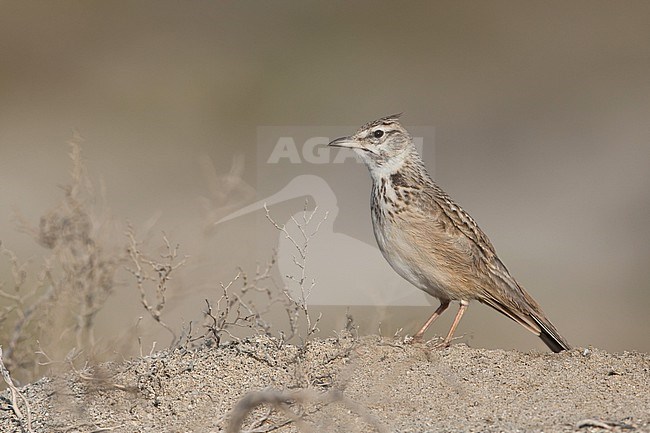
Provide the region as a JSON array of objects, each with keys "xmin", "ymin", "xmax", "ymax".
[{"xmin": 216, "ymin": 174, "xmax": 433, "ymax": 307}]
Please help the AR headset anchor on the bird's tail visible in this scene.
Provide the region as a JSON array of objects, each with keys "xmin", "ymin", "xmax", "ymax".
[
  {"xmin": 480, "ymin": 289, "xmax": 571, "ymax": 353},
  {"xmin": 531, "ymin": 312, "xmax": 571, "ymax": 353}
]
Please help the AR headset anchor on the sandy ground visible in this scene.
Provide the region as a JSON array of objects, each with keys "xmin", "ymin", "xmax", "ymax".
[{"xmin": 1, "ymin": 334, "xmax": 648, "ymax": 433}]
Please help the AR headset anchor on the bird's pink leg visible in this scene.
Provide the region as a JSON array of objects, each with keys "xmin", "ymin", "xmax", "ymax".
[
  {"xmin": 441, "ymin": 300, "xmax": 469, "ymax": 346},
  {"xmin": 412, "ymin": 300, "xmax": 450, "ymax": 341}
]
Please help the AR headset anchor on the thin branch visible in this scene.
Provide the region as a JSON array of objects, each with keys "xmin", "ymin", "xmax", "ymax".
[
  {"xmin": 0, "ymin": 346, "xmax": 34, "ymax": 433},
  {"xmin": 227, "ymin": 388, "xmax": 388, "ymax": 433},
  {"xmin": 125, "ymin": 228, "xmax": 186, "ymax": 344}
]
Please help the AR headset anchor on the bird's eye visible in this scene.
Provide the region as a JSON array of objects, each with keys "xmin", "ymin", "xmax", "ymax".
[{"xmin": 373, "ymin": 130, "xmax": 384, "ymax": 139}]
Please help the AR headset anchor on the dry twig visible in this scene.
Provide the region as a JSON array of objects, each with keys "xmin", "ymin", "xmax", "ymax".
[
  {"xmin": 264, "ymin": 200, "xmax": 327, "ymax": 343},
  {"xmin": 227, "ymin": 388, "xmax": 388, "ymax": 433},
  {"xmin": 201, "ymin": 255, "xmax": 279, "ymax": 346},
  {"xmin": 0, "ymin": 346, "xmax": 33, "ymax": 433},
  {"xmin": 2, "ymin": 137, "xmax": 122, "ymax": 383},
  {"xmin": 125, "ymin": 228, "xmax": 187, "ymax": 345}
]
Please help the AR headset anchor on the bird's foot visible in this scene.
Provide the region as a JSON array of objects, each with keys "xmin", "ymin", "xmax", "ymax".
[
  {"xmin": 403, "ymin": 334, "xmax": 424, "ymax": 345},
  {"xmin": 430, "ymin": 338, "xmax": 451, "ymax": 349}
]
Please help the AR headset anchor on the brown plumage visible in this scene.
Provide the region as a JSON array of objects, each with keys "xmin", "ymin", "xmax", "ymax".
[{"xmin": 329, "ymin": 114, "xmax": 571, "ymax": 352}]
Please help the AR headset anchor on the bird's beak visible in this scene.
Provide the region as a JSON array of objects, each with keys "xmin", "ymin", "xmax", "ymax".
[
  {"xmin": 329, "ymin": 135, "xmax": 375, "ymax": 154},
  {"xmin": 328, "ymin": 135, "xmax": 361, "ymax": 149}
]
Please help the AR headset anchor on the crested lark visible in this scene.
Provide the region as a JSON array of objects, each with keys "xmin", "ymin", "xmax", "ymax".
[{"xmin": 329, "ymin": 114, "xmax": 571, "ymax": 352}]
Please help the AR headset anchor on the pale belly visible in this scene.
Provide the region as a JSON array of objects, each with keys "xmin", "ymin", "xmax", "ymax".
[{"xmin": 371, "ymin": 210, "xmax": 455, "ymax": 301}]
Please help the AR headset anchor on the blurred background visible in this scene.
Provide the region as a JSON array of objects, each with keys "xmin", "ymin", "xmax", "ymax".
[{"xmin": 1, "ymin": 1, "xmax": 649, "ymax": 356}]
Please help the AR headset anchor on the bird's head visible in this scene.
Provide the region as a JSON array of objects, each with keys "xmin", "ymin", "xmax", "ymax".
[{"xmin": 328, "ymin": 114, "xmax": 415, "ymax": 174}]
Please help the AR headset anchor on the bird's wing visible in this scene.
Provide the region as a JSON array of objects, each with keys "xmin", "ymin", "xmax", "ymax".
[
  {"xmin": 425, "ymin": 185, "xmax": 544, "ymax": 324},
  {"xmin": 426, "ymin": 184, "xmax": 571, "ymax": 351},
  {"xmin": 427, "ymin": 184, "xmax": 500, "ymax": 264}
]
